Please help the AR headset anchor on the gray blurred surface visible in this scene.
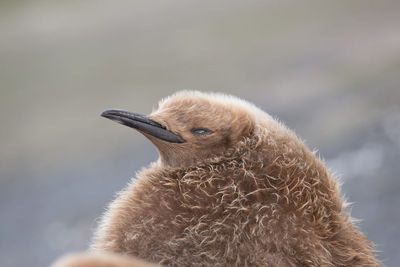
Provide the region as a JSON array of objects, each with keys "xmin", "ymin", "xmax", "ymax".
[{"xmin": 0, "ymin": 1, "xmax": 399, "ymax": 266}]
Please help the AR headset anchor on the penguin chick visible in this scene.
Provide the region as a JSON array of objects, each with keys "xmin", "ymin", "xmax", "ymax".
[
  {"xmin": 52, "ymin": 252, "xmax": 158, "ymax": 267},
  {"xmin": 93, "ymin": 91, "xmax": 379, "ymax": 266}
]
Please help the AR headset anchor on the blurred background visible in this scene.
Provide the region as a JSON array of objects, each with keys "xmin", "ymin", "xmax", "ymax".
[{"xmin": 1, "ymin": 0, "xmax": 399, "ymax": 266}]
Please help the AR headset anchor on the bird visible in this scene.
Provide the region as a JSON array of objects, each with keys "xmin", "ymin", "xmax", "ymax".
[
  {"xmin": 52, "ymin": 252, "xmax": 158, "ymax": 267},
  {"xmin": 54, "ymin": 91, "xmax": 379, "ymax": 266}
]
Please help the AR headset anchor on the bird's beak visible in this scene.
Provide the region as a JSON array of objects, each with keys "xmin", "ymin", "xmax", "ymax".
[{"xmin": 101, "ymin": 109, "xmax": 185, "ymax": 143}]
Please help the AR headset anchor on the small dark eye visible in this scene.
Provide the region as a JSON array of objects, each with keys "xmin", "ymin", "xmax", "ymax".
[{"xmin": 191, "ymin": 128, "xmax": 212, "ymax": 136}]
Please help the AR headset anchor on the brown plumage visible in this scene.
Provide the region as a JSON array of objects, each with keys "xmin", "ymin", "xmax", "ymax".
[{"xmin": 56, "ymin": 91, "xmax": 380, "ymax": 266}]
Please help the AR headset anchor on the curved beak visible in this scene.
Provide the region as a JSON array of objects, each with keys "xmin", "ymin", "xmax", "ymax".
[{"xmin": 101, "ymin": 109, "xmax": 185, "ymax": 143}]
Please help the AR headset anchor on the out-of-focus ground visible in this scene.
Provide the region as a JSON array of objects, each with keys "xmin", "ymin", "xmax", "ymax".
[{"xmin": 0, "ymin": 1, "xmax": 399, "ymax": 266}]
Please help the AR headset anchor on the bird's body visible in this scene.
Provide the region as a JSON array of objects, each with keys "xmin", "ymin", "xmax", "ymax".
[{"xmin": 54, "ymin": 91, "xmax": 379, "ymax": 266}]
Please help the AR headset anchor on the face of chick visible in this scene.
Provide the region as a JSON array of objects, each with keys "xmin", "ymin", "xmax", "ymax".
[{"xmin": 147, "ymin": 93, "xmax": 255, "ymax": 167}]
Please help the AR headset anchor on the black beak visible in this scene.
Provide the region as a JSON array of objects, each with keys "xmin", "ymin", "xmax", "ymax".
[{"xmin": 101, "ymin": 109, "xmax": 185, "ymax": 143}]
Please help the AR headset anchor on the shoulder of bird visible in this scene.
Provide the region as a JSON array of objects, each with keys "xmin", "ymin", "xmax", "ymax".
[{"xmin": 87, "ymin": 91, "xmax": 380, "ymax": 266}]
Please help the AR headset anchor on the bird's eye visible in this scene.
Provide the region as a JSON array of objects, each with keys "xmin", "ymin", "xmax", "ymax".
[{"xmin": 191, "ymin": 128, "xmax": 212, "ymax": 136}]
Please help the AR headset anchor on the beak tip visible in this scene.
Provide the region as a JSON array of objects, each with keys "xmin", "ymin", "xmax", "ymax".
[{"xmin": 100, "ymin": 109, "xmax": 113, "ymax": 119}]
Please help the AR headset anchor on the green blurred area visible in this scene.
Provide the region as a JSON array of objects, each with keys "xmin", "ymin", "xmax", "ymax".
[{"xmin": 0, "ymin": 1, "xmax": 399, "ymax": 266}]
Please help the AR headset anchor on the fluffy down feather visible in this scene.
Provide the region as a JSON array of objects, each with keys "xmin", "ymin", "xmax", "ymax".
[{"xmin": 88, "ymin": 91, "xmax": 379, "ymax": 266}]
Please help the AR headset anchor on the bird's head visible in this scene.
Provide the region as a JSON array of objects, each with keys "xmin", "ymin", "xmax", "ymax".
[{"xmin": 101, "ymin": 91, "xmax": 270, "ymax": 167}]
